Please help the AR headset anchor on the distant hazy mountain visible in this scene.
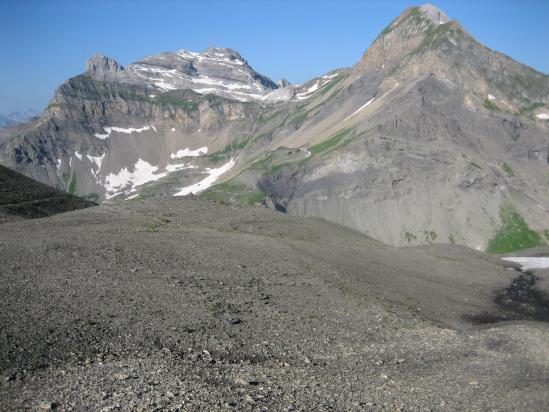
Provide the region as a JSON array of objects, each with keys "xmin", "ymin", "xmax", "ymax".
[
  {"xmin": 1, "ymin": 4, "xmax": 548, "ymax": 252},
  {"xmin": 0, "ymin": 109, "xmax": 41, "ymax": 128}
]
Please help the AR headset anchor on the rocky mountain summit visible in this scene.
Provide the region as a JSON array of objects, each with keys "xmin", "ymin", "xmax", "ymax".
[{"xmin": 0, "ymin": 4, "xmax": 548, "ymax": 251}]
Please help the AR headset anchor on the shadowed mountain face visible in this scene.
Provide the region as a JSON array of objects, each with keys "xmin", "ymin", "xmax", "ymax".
[
  {"xmin": 0, "ymin": 165, "xmax": 94, "ymax": 223},
  {"xmin": 0, "ymin": 4, "xmax": 548, "ymax": 251}
]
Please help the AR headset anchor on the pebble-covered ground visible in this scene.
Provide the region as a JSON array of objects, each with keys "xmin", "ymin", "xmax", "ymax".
[{"xmin": 1, "ymin": 196, "xmax": 548, "ymax": 410}]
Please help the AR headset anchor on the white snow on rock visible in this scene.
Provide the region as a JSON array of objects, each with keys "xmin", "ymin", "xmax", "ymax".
[
  {"xmin": 170, "ymin": 147, "xmax": 208, "ymax": 159},
  {"xmin": 95, "ymin": 126, "xmax": 152, "ymax": 139},
  {"xmin": 488, "ymin": 94, "xmax": 496, "ymax": 101},
  {"xmin": 165, "ymin": 163, "xmax": 196, "ymax": 172},
  {"xmin": 174, "ymin": 158, "xmax": 235, "ymax": 196},
  {"xmin": 56, "ymin": 159, "xmax": 62, "ymax": 170},
  {"xmin": 105, "ymin": 126, "xmax": 151, "ymax": 134},
  {"xmin": 537, "ymin": 113, "xmax": 549, "ymax": 119},
  {"xmin": 126, "ymin": 193, "xmax": 139, "ymax": 200},
  {"xmin": 104, "ymin": 159, "xmax": 169, "ymax": 199},
  {"xmin": 74, "ymin": 151, "xmax": 83, "ymax": 161},
  {"xmin": 300, "ymin": 148, "xmax": 312, "ymax": 158},
  {"xmin": 295, "ymin": 72, "xmax": 340, "ymax": 100},
  {"xmin": 87, "ymin": 153, "xmax": 105, "ymax": 170},
  {"xmin": 344, "ymin": 97, "xmax": 375, "ymax": 122},
  {"xmin": 502, "ymin": 257, "xmax": 549, "ymax": 271}
]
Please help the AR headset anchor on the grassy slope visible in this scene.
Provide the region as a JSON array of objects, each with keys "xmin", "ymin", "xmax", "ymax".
[{"xmin": 487, "ymin": 204, "xmax": 545, "ymax": 253}]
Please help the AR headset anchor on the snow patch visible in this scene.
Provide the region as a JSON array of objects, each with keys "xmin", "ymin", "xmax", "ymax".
[
  {"xmin": 105, "ymin": 126, "xmax": 151, "ymax": 134},
  {"xmin": 300, "ymin": 148, "xmax": 311, "ymax": 158},
  {"xmin": 170, "ymin": 147, "xmax": 208, "ymax": 159},
  {"xmin": 104, "ymin": 159, "xmax": 168, "ymax": 199},
  {"xmin": 56, "ymin": 158, "xmax": 62, "ymax": 170},
  {"xmin": 74, "ymin": 151, "xmax": 83, "ymax": 161},
  {"xmin": 173, "ymin": 159, "xmax": 236, "ymax": 196},
  {"xmin": 165, "ymin": 163, "xmax": 196, "ymax": 172},
  {"xmin": 502, "ymin": 257, "xmax": 549, "ymax": 271},
  {"xmin": 95, "ymin": 126, "xmax": 152, "ymax": 139},
  {"xmin": 87, "ymin": 153, "xmax": 105, "ymax": 170},
  {"xmin": 536, "ymin": 113, "xmax": 549, "ymax": 120},
  {"xmin": 488, "ymin": 94, "xmax": 496, "ymax": 101},
  {"xmin": 344, "ymin": 97, "xmax": 375, "ymax": 122}
]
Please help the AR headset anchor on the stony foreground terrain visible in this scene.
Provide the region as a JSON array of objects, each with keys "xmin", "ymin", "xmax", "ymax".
[{"xmin": 1, "ymin": 196, "xmax": 549, "ymax": 410}]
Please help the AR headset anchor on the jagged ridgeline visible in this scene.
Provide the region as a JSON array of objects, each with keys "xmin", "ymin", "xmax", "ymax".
[{"xmin": 0, "ymin": 4, "xmax": 548, "ymax": 251}]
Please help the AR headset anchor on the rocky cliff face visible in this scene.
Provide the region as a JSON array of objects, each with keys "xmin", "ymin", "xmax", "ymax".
[{"xmin": 1, "ymin": 4, "xmax": 548, "ymax": 251}]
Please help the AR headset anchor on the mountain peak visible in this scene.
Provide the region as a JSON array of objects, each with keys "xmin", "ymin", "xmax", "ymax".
[
  {"xmin": 417, "ymin": 4, "xmax": 451, "ymax": 24},
  {"xmin": 85, "ymin": 54, "xmax": 124, "ymax": 74},
  {"xmin": 355, "ymin": 4, "xmax": 456, "ymax": 75},
  {"xmin": 203, "ymin": 46, "xmax": 246, "ymax": 63}
]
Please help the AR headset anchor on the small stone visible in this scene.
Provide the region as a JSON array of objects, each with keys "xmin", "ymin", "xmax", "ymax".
[
  {"xmin": 38, "ymin": 401, "xmax": 53, "ymax": 410},
  {"xmin": 234, "ymin": 377, "xmax": 248, "ymax": 386},
  {"xmin": 229, "ymin": 318, "xmax": 242, "ymax": 325},
  {"xmin": 304, "ymin": 357, "xmax": 311, "ymax": 364},
  {"xmin": 113, "ymin": 372, "xmax": 129, "ymax": 381},
  {"xmin": 244, "ymin": 394, "xmax": 255, "ymax": 405}
]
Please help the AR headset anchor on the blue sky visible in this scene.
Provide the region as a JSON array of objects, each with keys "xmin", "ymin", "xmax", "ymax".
[{"xmin": 0, "ymin": 0, "xmax": 547, "ymax": 113}]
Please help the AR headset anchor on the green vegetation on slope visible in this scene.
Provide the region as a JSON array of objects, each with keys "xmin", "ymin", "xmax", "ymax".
[
  {"xmin": 501, "ymin": 162, "xmax": 514, "ymax": 177},
  {"xmin": 483, "ymin": 98, "xmax": 500, "ymax": 111},
  {"xmin": 68, "ymin": 174, "xmax": 77, "ymax": 195},
  {"xmin": 520, "ymin": 102, "xmax": 545, "ymax": 113},
  {"xmin": 202, "ymin": 182, "xmax": 265, "ymax": 205},
  {"xmin": 310, "ymin": 128, "xmax": 352, "ymax": 154},
  {"xmin": 487, "ymin": 204, "xmax": 544, "ymax": 253},
  {"xmin": 154, "ymin": 94, "xmax": 198, "ymax": 113}
]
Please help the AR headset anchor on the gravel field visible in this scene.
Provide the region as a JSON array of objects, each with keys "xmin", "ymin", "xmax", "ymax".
[{"xmin": 1, "ymin": 196, "xmax": 548, "ymax": 410}]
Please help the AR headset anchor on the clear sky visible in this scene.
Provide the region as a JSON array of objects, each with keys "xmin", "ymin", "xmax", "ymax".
[{"xmin": 0, "ymin": 0, "xmax": 547, "ymax": 113}]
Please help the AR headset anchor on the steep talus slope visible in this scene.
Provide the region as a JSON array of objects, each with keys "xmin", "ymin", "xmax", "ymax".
[
  {"xmin": 0, "ymin": 164, "xmax": 94, "ymax": 222},
  {"xmin": 1, "ymin": 4, "xmax": 548, "ymax": 251},
  {"xmin": 2, "ymin": 196, "xmax": 549, "ymax": 409}
]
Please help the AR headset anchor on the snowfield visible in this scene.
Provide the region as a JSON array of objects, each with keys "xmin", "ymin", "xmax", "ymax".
[
  {"xmin": 170, "ymin": 147, "xmax": 208, "ymax": 159},
  {"xmin": 502, "ymin": 257, "xmax": 549, "ymax": 271},
  {"xmin": 344, "ymin": 97, "xmax": 375, "ymax": 121},
  {"xmin": 95, "ymin": 126, "xmax": 153, "ymax": 139},
  {"xmin": 174, "ymin": 158, "xmax": 235, "ymax": 196}
]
